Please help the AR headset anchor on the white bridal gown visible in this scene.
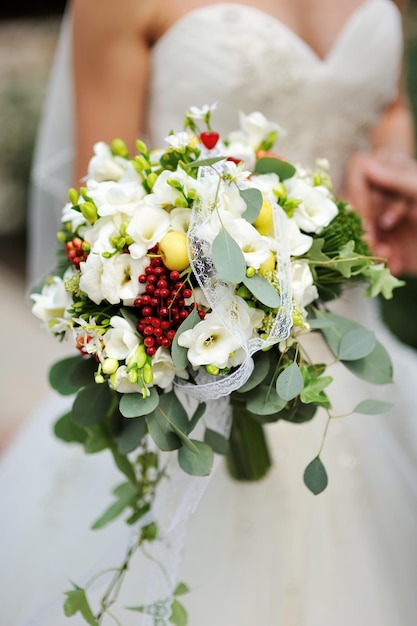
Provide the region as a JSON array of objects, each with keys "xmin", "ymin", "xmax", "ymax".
[{"xmin": 2, "ymin": 2, "xmax": 417, "ymax": 625}]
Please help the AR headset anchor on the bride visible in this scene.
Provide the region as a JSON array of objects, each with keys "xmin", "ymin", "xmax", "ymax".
[{"xmin": 3, "ymin": 1, "xmax": 417, "ymax": 625}]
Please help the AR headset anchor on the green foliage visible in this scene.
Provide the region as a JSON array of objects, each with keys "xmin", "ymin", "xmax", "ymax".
[
  {"xmin": 178, "ymin": 440, "xmax": 214, "ymax": 476},
  {"xmin": 246, "ymin": 385, "xmax": 286, "ymax": 416},
  {"xmin": 54, "ymin": 412, "xmax": 88, "ymax": 444},
  {"xmin": 119, "ymin": 388, "xmax": 159, "ymax": 418},
  {"xmin": 204, "ymin": 428, "xmax": 229, "ymax": 455},
  {"xmin": 49, "ymin": 356, "xmax": 89, "ymax": 396},
  {"xmin": 63, "ymin": 587, "xmax": 97, "ymax": 626},
  {"xmin": 236, "ymin": 351, "xmax": 271, "ymax": 393},
  {"xmin": 212, "ymin": 228, "xmax": 246, "ymax": 283},
  {"xmin": 171, "ymin": 307, "xmax": 201, "ymax": 369},
  {"xmin": 91, "ymin": 483, "xmax": 137, "ymax": 530},
  {"xmin": 276, "ymin": 362, "xmax": 304, "ymax": 401},
  {"xmin": 242, "ymin": 273, "xmax": 281, "ymax": 308},
  {"xmin": 303, "ymin": 456, "xmax": 328, "ymax": 495},
  {"xmin": 254, "ymin": 156, "xmax": 296, "ymax": 179},
  {"xmin": 240, "ymin": 187, "xmax": 263, "ymax": 222},
  {"xmin": 72, "ymin": 383, "xmax": 113, "ymax": 427},
  {"xmin": 353, "ymin": 399, "xmax": 393, "ymax": 415}
]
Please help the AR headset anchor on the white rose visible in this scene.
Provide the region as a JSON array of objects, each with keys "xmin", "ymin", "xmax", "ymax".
[
  {"xmin": 103, "ymin": 316, "xmax": 140, "ymax": 360},
  {"xmin": 31, "ymin": 276, "xmax": 72, "ymax": 324},
  {"xmin": 291, "ymin": 260, "xmax": 318, "ymax": 309},
  {"xmin": 288, "ymin": 179, "xmax": 338, "ymax": 234},
  {"xmin": 87, "ymin": 142, "xmax": 128, "ymax": 182}
]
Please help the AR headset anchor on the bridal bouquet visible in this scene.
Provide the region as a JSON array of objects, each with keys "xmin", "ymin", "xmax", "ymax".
[{"xmin": 32, "ymin": 104, "xmax": 401, "ymax": 624}]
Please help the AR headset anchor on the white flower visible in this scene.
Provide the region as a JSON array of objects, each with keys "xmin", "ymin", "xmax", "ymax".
[
  {"xmin": 127, "ymin": 201, "xmax": 170, "ymax": 259},
  {"xmin": 221, "ymin": 214, "xmax": 271, "ymax": 269},
  {"xmin": 224, "ymin": 139, "xmax": 256, "ymax": 170},
  {"xmin": 286, "ymin": 218, "xmax": 313, "ymax": 256},
  {"xmin": 238, "ymin": 111, "xmax": 284, "ymax": 149},
  {"xmin": 288, "ymin": 179, "xmax": 338, "ymax": 234},
  {"xmin": 79, "ymin": 253, "xmax": 146, "ymax": 305},
  {"xmin": 178, "ymin": 312, "xmax": 243, "ymax": 369},
  {"xmin": 31, "ymin": 276, "xmax": 72, "ymax": 325},
  {"xmin": 291, "ymin": 260, "xmax": 318, "ymax": 309},
  {"xmin": 170, "ymin": 208, "xmax": 192, "ymax": 234},
  {"xmin": 86, "ymin": 179, "xmax": 146, "ymax": 218},
  {"xmin": 164, "ymin": 132, "xmax": 194, "ymax": 150},
  {"xmin": 110, "ymin": 365, "xmax": 143, "ymax": 394},
  {"xmin": 82, "ymin": 213, "xmax": 128, "ymax": 255},
  {"xmin": 103, "ymin": 316, "xmax": 140, "ymax": 360},
  {"xmin": 61, "ymin": 202, "xmax": 88, "ymax": 231},
  {"xmin": 152, "ymin": 347, "xmax": 188, "ymax": 390},
  {"xmin": 187, "ymin": 103, "xmax": 217, "ymax": 121},
  {"xmin": 87, "ymin": 142, "xmax": 127, "ymax": 182},
  {"xmin": 150, "ymin": 168, "xmax": 201, "ymax": 208}
]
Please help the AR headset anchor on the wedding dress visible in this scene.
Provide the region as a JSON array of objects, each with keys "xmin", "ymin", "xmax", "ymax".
[{"xmin": 2, "ymin": 2, "xmax": 417, "ymax": 625}]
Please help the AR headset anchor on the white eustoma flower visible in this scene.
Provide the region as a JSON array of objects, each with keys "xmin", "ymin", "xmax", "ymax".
[
  {"xmin": 238, "ymin": 111, "xmax": 284, "ymax": 149},
  {"xmin": 164, "ymin": 132, "xmax": 194, "ymax": 150},
  {"xmin": 170, "ymin": 208, "xmax": 192, "ymax": 234},
  {"xmin": 233, "ymin": 295, "xmax": 265, "ymax": 339},
  {"xmin": 86, "ymin": 179, "xmax": 146, "ymax": 218},
  {"xmin": 152, "ymin": 347, "xmax": 188, "ymax": 390},
  {"xmin": 127, "ymin": 201, "xmax": 170, "ymax": 259},
  {"xmin": 79, "ymin": 253, "xmax": 146, "ymax": 305},
  {"xmin": 31, "ymin": 276, "xmax": 72, "ymax": 324},
  {"xmin": 187, "ymin": 103, "xmax": 217, "ymax": 121},
  {"xmin": 286, "ymin": 218, "xmax": 313, "ymax": 256},
  {"xmin": 87, "ymin": 142, "xmax": 128, "ymax": 182},
  {"xmin": 291, "ymin": 260, "xmax": 318, "ymax": 309},
  {"xmin": 61, "ymin": 202, "xmax": 88, "ymax": 231},
  {"xmin": 103, "ymin": 316, "xmax": 140, "ymax": 360},
  {"xmin": 221, "ymin": 214, "xmax": 271, "ymax": 269},
  {"xmin": 288, "ymin": 179, "xmax": 338, "ymax": 234},
  {"xmin": 178, "ymin": 312, "xmax": 243, "ymax": 369},
  {"xmin": 82, "ymin": 213, "xmax": 129, "ymax": 255},
  {"xmin": 150, "ymin": 168, "xmax": 201, "ymax": 208}
]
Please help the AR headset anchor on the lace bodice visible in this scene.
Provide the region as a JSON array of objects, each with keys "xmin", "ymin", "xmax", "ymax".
[{"xmin": 146, "ymin": 0, "xmax": 402, "ymax": 190}]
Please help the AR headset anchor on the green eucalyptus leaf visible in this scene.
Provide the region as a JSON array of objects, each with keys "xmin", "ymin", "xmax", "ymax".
[
  {"xmin": 114, "ymin": 417, "xmax": 147, "ymax": 454},
  {"xmin": 185, "ymin": 156, "xmax": 225, "ymax": 168},
  {"xmin": 303, "ymin": 456, "xmax": 328, "ymax": 495},
  {"xmin": 204, "ymin": 428, "xmax": 229, "ymax": 455},
  {"xmin": 110, "ymin": 445, "xmax": 139, "ymax": 485},
  {"xmin": 157, "ymin": 392, "xmax": 197, "ymax": 452},
  {"xmin": 188, "ymin": 402, "xmax": 207, "ymax": 434},
  {"xmin": 146, "ymin": 410, "xmax": 181, "ymax": 451},
  {"xmin": 69, "ymin": 357, "xmax": 98, "ymax": 388},
  {"xmin": 236, "ymin": 351, "xmax": 271, "ymax": 393},
  {"xmin": 178, "ymin": 440, "xmax": 214, "ymax": 476},
  {"xmin": 171, "ymin": 307, "xmax": 200, "ymax": 369},
  {"xmin": 119, "ymin": 388, "xmax": 159, "ymax": 418},
  {"xmin": 240, "ymin": 187, "xmax": 263, "ymax": 222},
  {"xmin": 338, "ymin": 329, "xmax": 375, "ymax": 361},
  {"xmin": 246, "ymin": 385, "xmax": 286, "ymax": 415},
  {"xmin": 174, "ymin": 582, "xmax": 190, "ymax": 596},
  {"xmin": 49, "ymin": 356, "xmax": 86, "ymax": 396},
  {"xmin": 276, "ymin": 362, "xmax": 304, "ymax": 401},
  {"xmin": 343, "ymin": 340, "xmax": 393, "ymax": 384},
  {"xmin": 353, "ymin": 399, "xmax": 393, "ymax": 415},
  {"xmin": 63, "ymin": 587, "xmax": 98, "ymax": 626},
  {"xmin": 255, "ymin": 156, "xmax": 296, "ymax": 180},
  {"xmin": 242, "ymin": 273, "xmax": 281, "ymax": 308},
  {"xmin": 54, "ymin": 412, "xmax": 88, "ymax": 444},
  {"xmin": 212, "ymin": 228, "xmax": 246, "ymax": 284},
  {"xmin": 83, "ymin": 424, "xmax": 111, "ymax": 454},
  {"xmin": 71, "ymin": 383, "xmax": 113, "ymax": 427}
]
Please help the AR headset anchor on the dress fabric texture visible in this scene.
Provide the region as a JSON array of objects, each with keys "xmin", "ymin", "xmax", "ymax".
[{"xmin": 2, "ymin": 2, "xmax": 417, "ymax": 625}]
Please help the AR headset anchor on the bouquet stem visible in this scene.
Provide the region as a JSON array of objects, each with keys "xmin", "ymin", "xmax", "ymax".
[{"xmin": 226, "ymin": 402, "xmax": 272, "ymax": 481}]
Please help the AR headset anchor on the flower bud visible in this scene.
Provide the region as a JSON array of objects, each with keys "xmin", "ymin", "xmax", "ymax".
[
  {"xmin": 174, "ymin": 196, "xmax": 188, "ymax": 208},
  {"xmin": 147, "ymin": 172, "xmax": 158, "ymax": 189},
  {"xmin": 111, "ymin": 138, "xmax": 128, "ymax": 157},
  {"xmin": 135, "ymin": 139, "xmax": 148, "ymax": 155},
  {"xmin": 80, "ymin": 201, "xmax": 98, "ymax": 222},
  {"xmin": 128, "ymin": 369, "xmax": 138, "ymax": 384},
  {"xmin": 102, "ymin": 358, "xmax": 119, "ymax": 375},
  {"xmin": 95, "ymin": 374, "xmax": 105, "ymax": 384},
  {"xmin": 273, "ymin": 182, "xmax": 287, "ymax": 200},
  {"xmin": 206, "ymin": 364, "xmax": 220, "ymax": 376},
  {"xmin": 142, "ymin": 362, "xmax": 154, "ymax": 385},
  {"xmin": 68, "ymin": 188, "xmax": 79, "ymax": 205},
  {"xmin": 134, "ymin": 155, "xmax": 149, "ymax": 171},
  {"xmin": 246, "ymin": 267, "xmax": 256, "ymax": 278}
]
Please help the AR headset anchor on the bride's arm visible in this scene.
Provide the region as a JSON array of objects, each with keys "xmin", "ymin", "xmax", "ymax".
[{"xmin": 71, "ymin": 0, "xmax": 154, "ymax": 184}]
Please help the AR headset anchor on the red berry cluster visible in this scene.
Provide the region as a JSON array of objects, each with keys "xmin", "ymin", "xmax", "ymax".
[
  {"xmin": 65, "ymin": 237, "xmax": 89, "ymax": 269},
  {"xmin": 134, "ymin": 255, "xmax": 205, "ymax": 356}
]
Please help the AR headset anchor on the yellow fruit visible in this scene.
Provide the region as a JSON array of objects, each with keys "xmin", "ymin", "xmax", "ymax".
[
  {"xmin": 259, "ymin": 251, "xmax": 276, "ymax": 275},
  {"xmin": 253, "ymin": 199, "xmax": 274, "ymax": 236},
  {"xmin": 158, "ymin": 231, "xmax": 190, "ymax": 271}
]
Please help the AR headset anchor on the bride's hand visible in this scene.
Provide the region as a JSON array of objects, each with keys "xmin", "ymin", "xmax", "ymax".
[{"xmin": 345, "ymin": 150, "xmax": 417, "ymax": 275}]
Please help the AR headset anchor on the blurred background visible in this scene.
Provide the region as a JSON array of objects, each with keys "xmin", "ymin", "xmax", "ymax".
[{"xmin": 0, "ymin": 1, "xmax": 416, "ymax": 445}]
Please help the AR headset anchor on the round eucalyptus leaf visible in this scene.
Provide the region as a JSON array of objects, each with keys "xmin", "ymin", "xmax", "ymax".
[
  {"xmin": 49, "ymin": 356, "xmax": 86, "ymax": 396},
  {"xmin": 303, "ymin": 456, "xmax": 328, "ymax": 495},
  {"xmin": 71, "ymin": 383, "xmax": 113, "ymax": 427},
  {"xmin": 246, "ymin": 385, "xmax": 286, "ymax": 415},
  {"xmin": 178, "ymin": 440, "xmax": 214, "ymax": 476},
  {"xmin": 276, "ymin": 362, "xmax": 304, "ymax": 401},
  {"xmin": 119, "ymin": 388, "xmax": 159, "ymax": 418},
  {"xmin": 338, "ymin": 329, "xmax": 375, "ymax": 361},
  {"xmin": 353, "ymin": 399, "xmax": 393, "ymax": 415}
]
